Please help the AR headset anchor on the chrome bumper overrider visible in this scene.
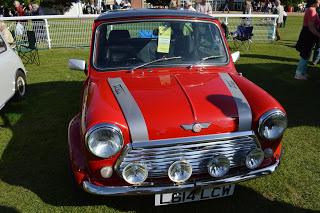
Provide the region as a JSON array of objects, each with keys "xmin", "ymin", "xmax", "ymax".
[{"xmin": 82, "ymin": 159, "xmax": 280, "ymax": 196}]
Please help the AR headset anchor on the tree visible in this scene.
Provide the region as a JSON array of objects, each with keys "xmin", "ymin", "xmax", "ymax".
[
  {"xmin": 0, "ymin": 0, "xmax": 39, "ymax": 8},
  {"xmin": 281, "ymin": 0, "xmax": 301, "ymax": 7},
  {"xmin": 146, "ymin": 0, "xmax": 172, "ymax": 7},
  {"xmin": 40, "ymin": 0, "xmax": 74, "ymax": 13},
  {"xmin": 0, "ymin": 0, "xmax": 74, "ymax": 13}
]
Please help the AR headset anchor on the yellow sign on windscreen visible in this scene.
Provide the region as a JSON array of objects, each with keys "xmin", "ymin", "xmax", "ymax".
[{"xmin": 157, "ymin": 26, "xmax": 171, "ymax": 53}]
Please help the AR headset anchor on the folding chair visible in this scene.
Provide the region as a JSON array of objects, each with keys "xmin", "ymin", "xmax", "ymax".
[
  {"xmin": 232, "ymin": 25, "xmax": 253, "ymax": 50},
  {"xmin": 17, "ymin": 30, "xmax": 40, "ymax": 65}
]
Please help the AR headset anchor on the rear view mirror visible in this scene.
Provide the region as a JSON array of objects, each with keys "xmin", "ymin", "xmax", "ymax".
[
  {"xmin": 69, "ymin": 59, "xmax": 86, "ymax": 73},
  {"xmin": 231, "ymin": 51, "xmax": 240, "ymax": 63}
]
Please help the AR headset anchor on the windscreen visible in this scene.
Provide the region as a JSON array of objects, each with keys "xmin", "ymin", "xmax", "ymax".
[{"xmin": 93, "ymin": 20, "xmax": 228, "ymax": 71}]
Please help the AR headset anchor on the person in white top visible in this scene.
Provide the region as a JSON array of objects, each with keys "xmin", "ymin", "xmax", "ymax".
[
  {"xmin": 196, "ymin": 0, "xmax": 212, "ymax": 14},
  {"xmin": 0, "ymin": 22, "xmax": 14, "ymax": 47},
  {"xmin": 273, "ymin": 0, "xmax": 284, "ymax": 40},
  {"xmin": 181, "ymin": 0, "xmax": 196, "ymax": 11}
]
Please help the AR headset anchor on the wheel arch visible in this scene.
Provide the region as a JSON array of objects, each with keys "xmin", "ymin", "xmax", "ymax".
[{"xmin": 16, "ymin": 67, "xmax": 27, "ymax": 77}]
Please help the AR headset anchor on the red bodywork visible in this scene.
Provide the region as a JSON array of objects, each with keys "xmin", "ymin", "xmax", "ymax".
[{"xmin": 68, "ymin": 12, "xmax": 285, "ymax": 190}]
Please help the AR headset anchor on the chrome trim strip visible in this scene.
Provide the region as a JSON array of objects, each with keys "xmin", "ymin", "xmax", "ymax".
[
  {"xmin": 133, "ymin": 130, "xmax": 254, "ymax": 149},
  {"xmin": 108, "ymin": 78, "xmax": 149, "ymax": 142},
  {"xmin": 83, "ymin": 159, "xmax": 280, "ymax": 196},
  {"xmin": 219, "ymin": 73, "xmax": 252, "ymax": 131}
]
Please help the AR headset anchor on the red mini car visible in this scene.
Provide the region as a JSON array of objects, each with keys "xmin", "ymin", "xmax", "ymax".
[{"xmin": 68, "ymin": 9, "xmax": 287, "ymax": 206}]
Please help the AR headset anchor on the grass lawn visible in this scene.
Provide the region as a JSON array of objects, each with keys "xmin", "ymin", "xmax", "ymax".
[{"xmin": 0, "ymin": 15, "xmax": 320, "ymax": 212}]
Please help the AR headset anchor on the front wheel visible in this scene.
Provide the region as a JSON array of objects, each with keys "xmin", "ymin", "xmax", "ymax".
[{"xmin": 14, "ymin": 70, "xmax": 27, "ymax": 100}]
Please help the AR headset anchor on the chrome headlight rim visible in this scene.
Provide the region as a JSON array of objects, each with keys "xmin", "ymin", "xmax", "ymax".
[
  {"xmin": 85, "ymin": 123, "xmax": 124, "ymax": 158},
  {"xmin": 245, "ymin": 148, "xmax": 265, "ymax": 170},
  {"xmin": 258, "ymin": 109, "xmax": 287, "ymax": 141},
  {"xmin": 168, "ymin": 160, "xmax": 193, "ymax": 183},
  {"xmin": 122, "ymin": 162, "xmax": 149, "ymax": 185},
  {"xmin": 207, "ymin": 155, "xmax": 230, "ymax": 178}
]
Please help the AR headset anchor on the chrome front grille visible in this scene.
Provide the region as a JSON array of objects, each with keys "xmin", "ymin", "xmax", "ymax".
[{"xmin": 116, "ymin": 131, "xmax": 260, "ymax": 178}]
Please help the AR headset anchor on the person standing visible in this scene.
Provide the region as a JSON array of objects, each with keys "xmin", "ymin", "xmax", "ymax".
[
  {"xmin": 13, "ymin": 1, "xmax": 25, "ymax": 16},
  {"xmin": 0, "ymin": 5, "xmax": 5, "ymax": 17},
  {"xmin": 169, "ymin": 0, "xmax": 178, "ymax": 9},
  {"xmin": 295, "ymin": 0, "xmax": 320, "ymax": 80},
  {"xmin": 113, "ymin": 0, "xmax": 122, "ymax": 9},
  {"xmin": 31, "ymin": 3, "xmax": 44, "ymax": 16},
  {"xmin": 181, "ymin": 0, "xmax": 196, "ymax": 11},
  {"xmin": 31, "ymin": 3, "xmax": 46, "ymax": 41},
  {"xmin": 223, "ymin": 0, "xmax": 230, "ymax": 13},
  {"xmin": 83, "ymin": 0, "xmax": 97, "ymax": 14},
  {"xmin": 243, "ymin": 0, "xmax": 252, "ymax": 14},
  {"xmin": 0, "ymin": 22, "xmax": 15, "ymax": 47},
  {"xmin": 282, "ymin": 10, "xmax": 287, "ymax": 27},
  {"xmin": 196, "ymin": 0, "xmax": 212, "ymax": 15},
  {"xmin": 273, "ymin": 0, "xmax": 284, "ymax": 40}
]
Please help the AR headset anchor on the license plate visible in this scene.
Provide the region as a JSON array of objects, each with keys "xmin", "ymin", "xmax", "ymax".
[{"xmin": 155, "ymin": 184, "xmax": 235, "ymax": 206}]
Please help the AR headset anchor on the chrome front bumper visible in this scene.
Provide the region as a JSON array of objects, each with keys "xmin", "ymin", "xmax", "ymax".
[{"xmin": 82, "ymin": 159, "xmax": 280, "ymax": 196}]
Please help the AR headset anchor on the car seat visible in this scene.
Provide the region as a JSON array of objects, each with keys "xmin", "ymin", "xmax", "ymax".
[{"xmin": 107, "ymin": 30, "xmax": 134, "ymax": 64}]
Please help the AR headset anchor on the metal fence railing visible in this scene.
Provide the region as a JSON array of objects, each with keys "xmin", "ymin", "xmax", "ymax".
[
  {"xmin": 0, "ymin": 13, "xmax": 278, "ymax": 49},
  {"xmin": 213, "ymin": 14, "xmax": 278, "ymax": 42}
]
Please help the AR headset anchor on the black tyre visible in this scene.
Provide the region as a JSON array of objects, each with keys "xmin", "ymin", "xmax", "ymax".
[{"xmin": 14, "ymin": 70, "xmax": 27, "ymax": 100}]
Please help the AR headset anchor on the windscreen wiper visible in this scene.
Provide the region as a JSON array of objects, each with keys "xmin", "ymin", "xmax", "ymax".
[
  {"xmin": 187, "ymin": 55, "xmax": 225, "ymax": 69},
  {"xmin": 130, "ymin": 56, "xmax": 182, "ymax": 72}
]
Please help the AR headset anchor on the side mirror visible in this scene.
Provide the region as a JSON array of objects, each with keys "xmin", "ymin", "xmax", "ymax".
[
  {"xmin": 69, "ymin": 59, "xmax": 87, "ymax": 73},
  {"xmin": 231, "ymin": 51, "xmax": 240, "ymax": 63}
]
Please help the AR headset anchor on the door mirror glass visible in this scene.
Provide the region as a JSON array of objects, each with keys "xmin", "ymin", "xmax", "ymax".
[
  {"xmin": 69, "ymin": 59, "xmax": 86, "ymax": 72},
  {"xmin": 231, "ymin": 51, "xmax": 240, "ymax": 63}
]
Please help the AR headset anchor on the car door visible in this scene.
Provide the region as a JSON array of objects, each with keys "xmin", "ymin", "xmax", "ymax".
[{"xmin": 0, "ymin": 34, "xmax": 15, "ymax": 108}]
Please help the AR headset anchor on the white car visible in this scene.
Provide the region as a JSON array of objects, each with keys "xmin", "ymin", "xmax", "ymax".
[{"xmin": 0, "ymin": 32, "xmax": 27, "ymax": 110}]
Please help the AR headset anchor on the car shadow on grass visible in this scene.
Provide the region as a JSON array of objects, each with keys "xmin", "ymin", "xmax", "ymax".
[
  {"xmin": 236, "ymin": 63, "xmax": 320, "ymax": 128},
  {"xmin": 0, "ymin": 68, "xmax": 319, "ymax": 212},
  {"xmin": 69, "ymin": 186, "xmax": 319, "ymax": 213},
  {"xmin": 0, "ymin": 206, "xmax": 20, "ymax": 213}
]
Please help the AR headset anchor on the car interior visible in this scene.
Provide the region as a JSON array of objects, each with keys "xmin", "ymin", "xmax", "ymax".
[{"xmin": 94, "ymin": 22, "xmax": 226, "ymax": 70}]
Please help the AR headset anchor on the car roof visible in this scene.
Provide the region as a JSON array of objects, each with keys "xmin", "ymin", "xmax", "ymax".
[{"xmin": 95, "ymin": 9, "xmax": 216, "ymax": 21}]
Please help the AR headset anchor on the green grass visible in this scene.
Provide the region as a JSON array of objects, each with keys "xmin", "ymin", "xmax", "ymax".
[{"xmin": 0, "ymin": 16, "xmax": 320, "ymax": 212}]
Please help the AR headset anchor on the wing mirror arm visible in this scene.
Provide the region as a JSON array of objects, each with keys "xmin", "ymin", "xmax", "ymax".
[{"xmin": 69, "ymin": 59, "xmax": 87, "ymax": 75}]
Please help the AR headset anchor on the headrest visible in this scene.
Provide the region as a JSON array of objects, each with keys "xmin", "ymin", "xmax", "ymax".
[{"xmin": 108, "ymin": 30, "xmax": 130, "ymax": 43}]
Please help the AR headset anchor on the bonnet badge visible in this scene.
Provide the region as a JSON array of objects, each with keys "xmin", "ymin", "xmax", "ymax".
[{"xmin": 181, "ymin": 122, "xmax": 211, "ymax": 133}]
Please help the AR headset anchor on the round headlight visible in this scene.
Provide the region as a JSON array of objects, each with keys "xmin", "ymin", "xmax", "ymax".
[
  {"xmin": 245, "ymin": 148, "xmax": 264, "ymax": 169},
  {"xmin": 122, "ymin": 163, "xmax": 148, "ymax": 185},
  {"xmin": 258, "ymin": 110, "xmax": 287, "ymax": 141},
  {"xmin": 168, "ymin": 160, "xmax": 192, "ymax": 183},
  {"xmin": 207, "ymin": 155, "xmax": 230, "ymax": 178},
  {"xmin": 86, "ymin": 124, "xmax": 123, "ymax": 158}
]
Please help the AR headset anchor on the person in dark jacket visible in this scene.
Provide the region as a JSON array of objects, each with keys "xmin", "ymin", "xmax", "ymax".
[
  {"xmin": 0, "ymin": 5, "xmax": 5, "ymax": 17},
  {"xmin": 312, "ymin": 6, "xmax": 320, "ymax": 64},
  {"xmin": 295, "ymin": 0, "xmax": 320, "ymax": 80},
  {"xmin": 83, "ymin": 0, "xmax": 97, "ymax": 14},
  {"xmin": 30, "ymin": 3, "xmax": 46, "ymax": 41}
]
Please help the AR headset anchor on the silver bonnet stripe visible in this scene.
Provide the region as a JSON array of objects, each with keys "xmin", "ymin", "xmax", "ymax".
[
  {"xmin": 219, "ymin": 73, "xmax": 252, "ymax": 131},
  {"xmin": 108, "ymin": 78, "xmax": 149, "ymax": 142}
]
